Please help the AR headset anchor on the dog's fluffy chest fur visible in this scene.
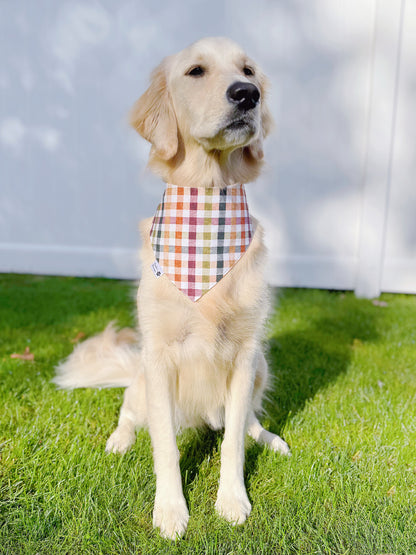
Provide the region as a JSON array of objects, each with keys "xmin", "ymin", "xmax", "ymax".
[{"xmin": 138, "ymin": 215, "xmax": 269, "ymax": 427}]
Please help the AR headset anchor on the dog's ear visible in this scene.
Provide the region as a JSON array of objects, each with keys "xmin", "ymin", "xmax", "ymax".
[
  {"xmin": 129, "ymin": 59, "xmax": 178, "ymax": 160},
  {"xmin": 247, "ymin": 75, "xmax": 274, "ymax": 161}
]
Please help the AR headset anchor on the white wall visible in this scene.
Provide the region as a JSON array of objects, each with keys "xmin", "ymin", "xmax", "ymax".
[{"xmin": 0, "ymin": 0, "xmax": 414, "ymax": 296}]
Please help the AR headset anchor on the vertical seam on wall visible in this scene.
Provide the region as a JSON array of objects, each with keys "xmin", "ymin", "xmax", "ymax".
[
  {"xmin": 355, "ymin": 0, "xmax": 405, "ymax": 297},
  {"xmin": 355, "ymin": 0, "xmax": 378, "ymax": 290},
  {"xmin": 379, "ymin": 0, "xmax": 406, "ymax": 290}
]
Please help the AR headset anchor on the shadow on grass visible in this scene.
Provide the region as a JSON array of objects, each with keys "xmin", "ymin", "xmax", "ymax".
[
  {"xmin": 179, "ymin": 429, "xmax": 220, "ymax": 480},
  {"xmin": 265, "ymin": 291, "xmax": 382, "ymax": 435},
  {"xmin": 0, "ymin": 274, "xmax": 136, "ymax": 335}
]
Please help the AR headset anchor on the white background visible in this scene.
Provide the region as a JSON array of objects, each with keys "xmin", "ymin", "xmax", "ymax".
[{"xmin": 0, "ymin": 0, "xmax": 414, "ymax": 297}]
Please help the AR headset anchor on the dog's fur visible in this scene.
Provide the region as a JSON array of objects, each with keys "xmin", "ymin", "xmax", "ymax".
[{"xmin": 54, "ymin": 37, "xmax": 289, "ymax": 540}]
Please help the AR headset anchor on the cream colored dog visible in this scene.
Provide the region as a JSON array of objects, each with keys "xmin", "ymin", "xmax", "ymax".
[{"xmin": 55, "ymin": 37, "xmax": 290, "ymax": 540}]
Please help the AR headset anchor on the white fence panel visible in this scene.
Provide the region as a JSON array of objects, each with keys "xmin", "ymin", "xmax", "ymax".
[
  {"xmin": 0, "ymin": 1, "xmax": 415, "ymax": 296},
  {"xmin": 381, "ymin": 0, "xmax": 416, "ymax": 293}
]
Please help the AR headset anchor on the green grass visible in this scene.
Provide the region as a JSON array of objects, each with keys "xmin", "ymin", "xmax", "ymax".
[{"xmin": 1, "ymin": 274, "xmax": 416, "ymax": 554}]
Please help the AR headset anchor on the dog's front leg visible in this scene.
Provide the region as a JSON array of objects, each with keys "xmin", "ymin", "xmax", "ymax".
[
  {"xmin": 215, "ymin": 345, "xmax": 256, "ymax": 524},
  {"xmin": 144, "ymin": 349, "xmax": 189, "ymax": 540}
]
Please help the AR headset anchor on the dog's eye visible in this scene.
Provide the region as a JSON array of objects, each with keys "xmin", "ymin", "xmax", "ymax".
[
  {"xmin": 243, "ymin": 66, "xmax": 254, "ymax": 76},
  {"xmin": 187, "ymin": 66, "xmax": 205, "ymax": 77}
]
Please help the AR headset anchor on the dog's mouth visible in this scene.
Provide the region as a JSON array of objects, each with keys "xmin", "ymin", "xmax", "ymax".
[
  {"xmin": 223, "ymin": 116, "xmax": 257, "ymax": 138},
  {"xmin": 226, "ymin": 119, "xmax": 249, "ymax": 130},
  {"xmin": 198, "ymin": 115, "xmax": 258, "ymax": 151}
]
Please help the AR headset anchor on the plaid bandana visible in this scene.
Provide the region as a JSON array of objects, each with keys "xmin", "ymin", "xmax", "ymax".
[{"xmin": 150, "ymin": 184, "xmax": 253, "ymax": 302}]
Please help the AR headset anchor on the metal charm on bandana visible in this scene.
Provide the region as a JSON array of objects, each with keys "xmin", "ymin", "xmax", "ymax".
[{"xmin": 150, "ymin": 184, "xmax": 253, "ymax": 302}]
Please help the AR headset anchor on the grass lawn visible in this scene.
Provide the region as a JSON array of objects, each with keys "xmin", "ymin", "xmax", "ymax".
[{"xmin": 1, "ymin": 273, "xmax": 416, "ymax": 554}]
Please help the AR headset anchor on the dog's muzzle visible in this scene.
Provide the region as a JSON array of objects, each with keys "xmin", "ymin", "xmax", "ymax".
[{"xmin": 226, "ymin": 82, "xmax": 260, "ymax": 112}]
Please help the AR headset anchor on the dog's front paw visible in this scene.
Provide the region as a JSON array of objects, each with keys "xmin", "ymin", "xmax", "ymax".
[
  {"xmin": 153, "ymin": 496, "xmax": 189, "ymax": 540},
  {"xmin": 105, "ymin": 426, "xmax": 135, "ymax": 455},
  {"xmin": 215, "ymin": 483, "xmax": 251, "ymax": 525}
]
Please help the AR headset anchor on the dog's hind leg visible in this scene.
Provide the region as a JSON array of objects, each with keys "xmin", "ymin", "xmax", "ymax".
[
  {"xmin": 247, "ymin": 351, "xmax": 291, "ymax": 455},
  {"xmin": 247, "ymin": 412, "xmax": 290, "ymax": 455},
  {"xmin": 106, "ymin": 370, "xmax": 147, "ymax": 455}
]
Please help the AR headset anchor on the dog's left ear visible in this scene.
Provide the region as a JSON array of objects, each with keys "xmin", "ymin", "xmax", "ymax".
[
  {"xmin": 247, "ymin": 76, "xmax": 274, "ymax": 161},
  {"xmin": 129, "ymin": 58, "xmax": 178, "ymax": 160}
]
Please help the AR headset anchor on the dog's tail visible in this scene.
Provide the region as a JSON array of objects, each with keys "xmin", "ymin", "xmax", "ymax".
[{"xmin": 53, "ymin": 323, "xmax": 141, "ymax": 389}]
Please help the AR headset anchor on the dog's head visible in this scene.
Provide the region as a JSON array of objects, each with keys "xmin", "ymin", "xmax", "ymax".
[{"xmin": 130, "ymin": 37, "xmax": 273, "ymax": 182}]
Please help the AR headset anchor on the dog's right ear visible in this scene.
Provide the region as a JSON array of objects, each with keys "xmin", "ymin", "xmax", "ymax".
[{"xmin": 129, "ymin": 59, "xmax": 178, "ymax": 160}]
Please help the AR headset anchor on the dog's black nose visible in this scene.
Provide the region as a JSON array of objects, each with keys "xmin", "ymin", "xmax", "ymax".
[{"xmin": 226, "ymin": 82, "xmax": 260, "ymax": 111}]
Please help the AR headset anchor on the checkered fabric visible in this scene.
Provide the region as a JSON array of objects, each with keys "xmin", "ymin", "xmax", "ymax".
[{"xmin": 150, "ymin": 184, "xmax": 253, "ymax": 302}]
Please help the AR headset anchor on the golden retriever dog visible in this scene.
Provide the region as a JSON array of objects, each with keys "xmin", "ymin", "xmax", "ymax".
[{"xmin": 55, "ymin": 36, "xmax": 290, "ymax": 540}]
